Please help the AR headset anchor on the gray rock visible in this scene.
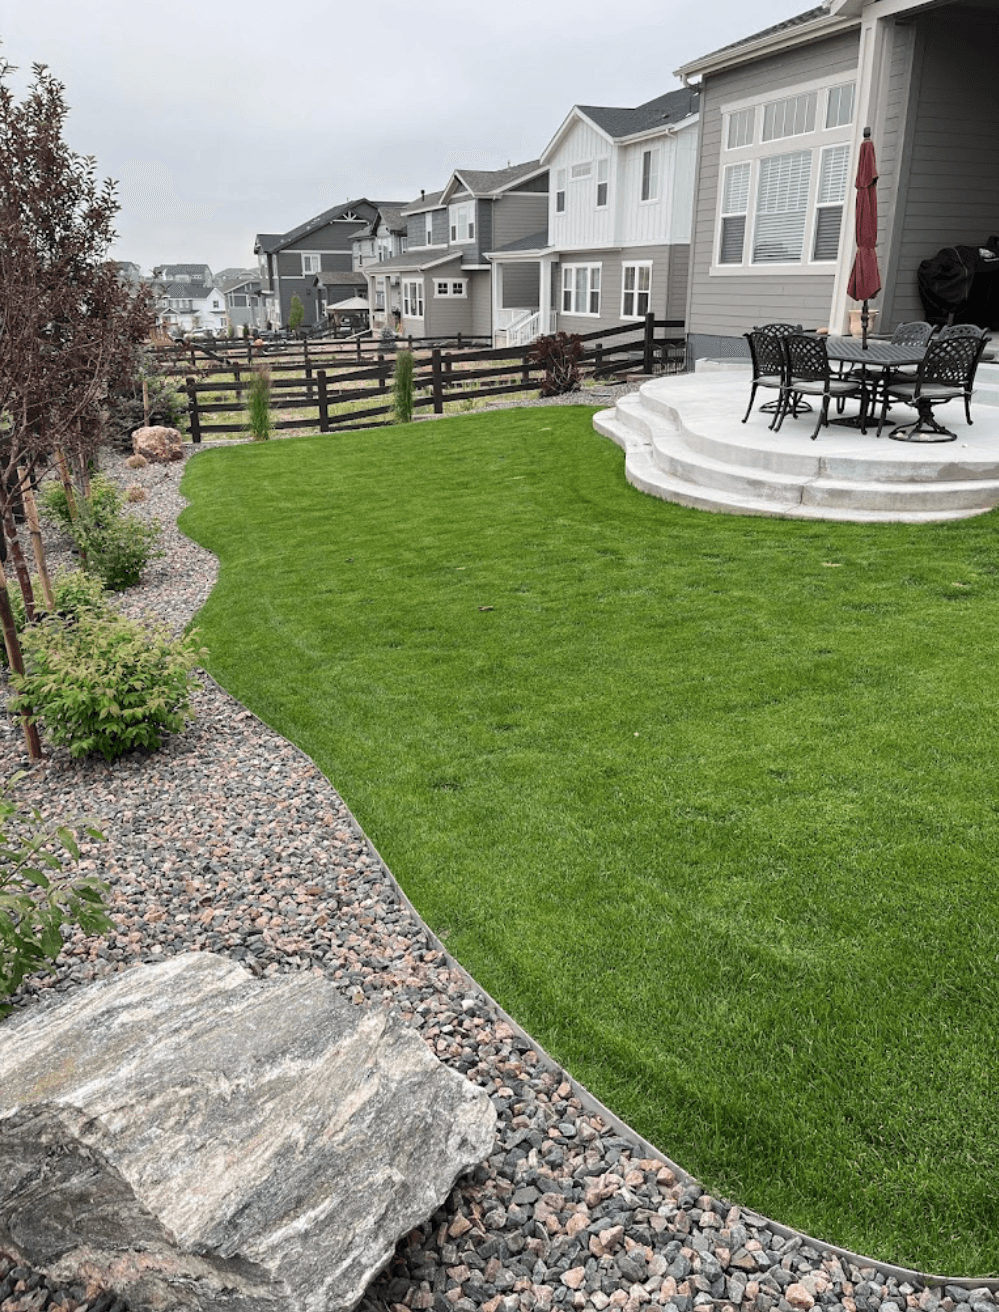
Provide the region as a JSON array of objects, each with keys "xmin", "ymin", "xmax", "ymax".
[{"xmin": 0, "ymin": 953, "xmax": 496, "ymax": 1312}]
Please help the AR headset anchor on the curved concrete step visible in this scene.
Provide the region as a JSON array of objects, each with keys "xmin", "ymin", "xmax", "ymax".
[{"xmin": 593, "ymin": 373, "xmax": 999, "ymax": 522}]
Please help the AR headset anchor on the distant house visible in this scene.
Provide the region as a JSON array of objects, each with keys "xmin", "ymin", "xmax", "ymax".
[
  {"xmin": 488, "ymin": 86, "xmax": 699, "ymax": 346},
  {"xmin": 366, "ymin": 163, "xmax": 549, "ymax": 341},
  {"xmin": 254, "ymin": 199, "xmax": 405, "ymax": 330},
  {"xmin": 220, "ymin": 272, "xmax": 265, "ymax": 333},
  {"xmin": 676, "ymin": 0, "xmax": 999, "ymax": 361},
  {"xmin": 152, "ymin": 264, "xmax": 227, "ymax": 335}
]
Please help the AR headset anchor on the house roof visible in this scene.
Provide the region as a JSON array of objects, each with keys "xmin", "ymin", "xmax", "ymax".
[
  {"xmin": 576, "ymin": 85, "xmax": 700, "ymax": 141},
  {"xmin": 225, "ymin": 278, "xmax": 261, "ymax": 296},
  {"xmin": 154, "ymin": 263, "xmax": 213, "ymax": 280},
  {"xmin": 674, "ymin": 3, "xmax": 851, "ymax": 78},
  {"xmin": 254, "ymin": 200, "xmax": 409, "ymax": 255},
  {"xmin": 361, "ymin": 249, "xmax": 462, "ymax": 274},
  {"xmin": 448, "ymin": 160, "xmax": 545, "ymax": 198},
  {"xmin": 352, "ymin": 205, "xmax": 409, "ymax": 239},
  {"xmin": 162, "ymin": 281, "xmax": 218, "ymax": 300},
  {"xmin": 489, "ymin": 231, "xmax": 550, "ymax": 255},
  {"xmin": 400, "ymin": 190, "xmax": 445, "ymax": 217},
  {"xmin": 315, "ymin": 271, "xmax": 368, "ymax": 287}
]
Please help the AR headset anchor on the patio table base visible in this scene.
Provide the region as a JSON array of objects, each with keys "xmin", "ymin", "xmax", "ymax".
[{"xmin": 888, "ymin": 400, "xmax": 958, "ymax": 443}]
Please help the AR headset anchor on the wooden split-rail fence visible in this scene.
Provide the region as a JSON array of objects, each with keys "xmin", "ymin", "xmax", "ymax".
[{"xmin": 170, "ymin": 317, "xmax": 686, "ymax": 444}]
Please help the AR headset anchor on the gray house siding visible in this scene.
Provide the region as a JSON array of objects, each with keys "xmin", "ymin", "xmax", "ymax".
[
  {"xmin": 881, "ymin": 6, "xmax": 999, "ymax": 327},
  {"xmin": 424, "ymin": 261, "xmax": 474, "ymax": 337},
  {"xmin": 407, "ymin": 208, "xmax": 448, "ymax": 249},
  {"xmin": 502, "ymin": 264, "xmax": 541, "ymax": 308},
  {"xmin": 555, "ymin": 245, "xmax": 686, "ymax": 336},
  {"xmin": 686, "ymin": 30, "xmax": 860, "ymax": 357},
  {"xmin": 493, "ymin": 195, "xmax": 549, "ymax": 250},
  {"xmin": 470, "ymin": 274, "xmax": 491, "ymax": 339}
]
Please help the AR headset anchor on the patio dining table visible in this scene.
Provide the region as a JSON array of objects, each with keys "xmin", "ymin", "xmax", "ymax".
[{"xmin": 824, "ymin": 337, "xmax": 926, "ymax": 433}]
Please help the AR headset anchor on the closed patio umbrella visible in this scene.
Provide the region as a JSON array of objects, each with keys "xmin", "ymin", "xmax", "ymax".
[{"xmin": 846, "ymin": 128, "xmax": 881, "ymax": 349}]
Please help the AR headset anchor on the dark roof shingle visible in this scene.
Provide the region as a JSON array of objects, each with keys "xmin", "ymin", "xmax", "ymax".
[{"xmin": 577, "ymin": 85, "xmax": 699, "ymax": 139}]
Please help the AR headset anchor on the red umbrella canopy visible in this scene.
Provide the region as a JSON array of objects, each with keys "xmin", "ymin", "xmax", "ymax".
[{"xmin": 847, "ymin": 135, "xmax": 881, "ymax": 302}]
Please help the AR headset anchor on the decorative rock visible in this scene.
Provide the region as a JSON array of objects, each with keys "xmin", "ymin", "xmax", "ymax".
[
  {"xmin": 131, "ymin": 425, "xmax": 183, "ymax": 462},
  {"xmin": 0, "ymin": 953, "xmax": 496, "ymax": 1312},
  {"xmin": 787, "ymin": 1284, "xmax": 817, "ymax": 1310}
]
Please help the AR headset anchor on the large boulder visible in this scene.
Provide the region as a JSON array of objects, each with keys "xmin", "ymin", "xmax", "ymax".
[
  {"xmin": 132, "ymin": 425, "xmax": 183, "ymax": 462},
  {"xmin": 0, "ymin": 953, "xmax": 497, "ymax": 1312}
]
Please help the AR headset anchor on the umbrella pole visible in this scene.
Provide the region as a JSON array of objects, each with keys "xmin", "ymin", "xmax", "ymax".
[{"xmin": 861, "ymin": 298, "xmax": 869, "ymax": 350}]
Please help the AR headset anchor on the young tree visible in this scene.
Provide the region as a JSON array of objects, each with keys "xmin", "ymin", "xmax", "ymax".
[
  {"xmin": 288, "ymin": 294, "xmax": 305, "ymax": 334},
  {"xmin": 0, "ymin": 57, "xmax": 154, "ymax": 759}
]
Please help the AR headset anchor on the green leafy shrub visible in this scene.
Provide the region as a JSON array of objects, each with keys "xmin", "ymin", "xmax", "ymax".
[
  {"xmin": 11, "ymin": 613, "xmax": 205, "ymax": 761},
  {"xmin": 393, "ymin": 349, "xmax": 415, "ymax": 424},
  {"xmin": 0, "ymin": 772, "xmax": 110, "ymax": 1016},
  {"xmin": 39, "ymin": 475, "xmax": 163, "ymax": 590},
  {"xmin": 288, "ymin": 294, "xmax": 305, "ymax": 334},
  {"xmin": 8, "ymin": 567, "xmax": 109, "ymax": 641},
  {"xmin": 40, "ymin": 473, "xmax": 121, "ymax": 532}
]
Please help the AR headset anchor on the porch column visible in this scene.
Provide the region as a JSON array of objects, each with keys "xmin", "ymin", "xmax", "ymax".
[
  {"xmin": 828, "ymin": 11, "xmax": 896, "ymax": 335},
  {"xmin": 540, "ymin": 257, "xmax": 553, "ymax": 334},
  {"xmin": 491, "ymin": 259, "xmax": 503, "ymax": 347}
]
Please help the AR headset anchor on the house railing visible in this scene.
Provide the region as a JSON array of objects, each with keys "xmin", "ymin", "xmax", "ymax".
[{"xmin": 179, "ymin": 314, "xmax": 686, "ymax": 442}]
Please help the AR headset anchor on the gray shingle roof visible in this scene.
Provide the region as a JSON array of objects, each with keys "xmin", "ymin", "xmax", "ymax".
[
  {"xmin": 490, "ymin": 231, "xmax": 549, "ymax": 254},
  {"xmin": 256, "ymin": 200, "xmax": 409, "ymax": 254},
  {"xmin": 401, "ymin": 190, "xmax": 446, "ymax": 215},
  {"xmin": 680, "ymin": 4, "xmax": 830, "ymax": 68},
  {"xmin": 451, "ymin": 160, "xmax": 544, "ymax": 196},
  {"xmin": 163, "ymin": 281, "xmax": 218, "ymax": 300},
  {"xmin": 254, "ymin": 234, "xmax": 284, "ymax": 254},
  {"xmin": 316, "ymin": 271, "xmax": 368, "ymax": 287},
  {"xmin": 361, "ymin": 249, "xmax": 462, "ymax": 273},
  {"xmin": 577, "ymin": 85, "xmax": 699, "ymax": 140}
]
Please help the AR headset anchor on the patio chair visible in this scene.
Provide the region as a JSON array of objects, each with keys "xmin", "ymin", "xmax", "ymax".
[
  {"xmin": 938, "ymin": 325, "xmax": 991, "ymax": 420},
  {"xmin": 742, "ymin": 324, "xmax": 808, "ymax": 427},
  {"xmin": 773, "ymin": 334, "xmax": 867, "ymax": 439},
  {"xmin": 867, "ymin": 321, "xmax": 938, "ymax": 407},
  {"xmin": 876, "ymin": 332, "xmax": 987, "ymax": 438}
]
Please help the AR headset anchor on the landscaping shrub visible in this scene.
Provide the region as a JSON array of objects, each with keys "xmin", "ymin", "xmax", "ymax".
[
  {"xmin": 11, "ymin": 612, "xmax": 205, "ymax": 761},
  {"xmin": 246, "ymin": 365, "xmax": 273, "ymax": 442},
  {"xmin": 393, "ymin": 350, "xmax": 415, "ymax": 424},
  {"xmin": 40, "ymin": 474, "xmax": 163, "ymax": 590},
  {"xmin": 0, "ymin": 771, "xmax": 110, "ymax": 1016},
  {"xmin": 126, "ymin": 454, "xmax": 148, "ymax": 469},
  {"xmin": 528, "ymin": 331, "xmax": 584, "ymax": 396},
  {"xmin": 106, "ymin": 350, "xmax": 186, "ymax": 451},
  {"xmin": 8, "ymin": 568, "xmax": 108, "ymax": 639},
  {"xmin": 126, "ymin": 485, "xmax": 147, "ymax": 503}
]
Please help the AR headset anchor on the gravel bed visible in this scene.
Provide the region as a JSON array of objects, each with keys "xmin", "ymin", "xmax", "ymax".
[{"xmin": 1, "ymin": 429, "xmax": 995, "ymax": 1312}]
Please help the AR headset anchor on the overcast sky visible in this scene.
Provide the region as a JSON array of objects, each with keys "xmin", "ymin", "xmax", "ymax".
[{"xmin": 2, "ymin": 0, "xmax": 806, "ymax": 275}]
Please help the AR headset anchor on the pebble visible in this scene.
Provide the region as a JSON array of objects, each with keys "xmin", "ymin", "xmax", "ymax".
[{"xmin": 2, "ymin": 440, "xmax": 997, "ymax": 1312}]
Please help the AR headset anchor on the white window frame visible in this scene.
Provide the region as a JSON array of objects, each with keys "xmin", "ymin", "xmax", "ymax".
[
  {"xmin": 596, "ymin": 158, "xmax": 609, "ymax": 208},
  {"xmin": 711, "ymin": 75, "xmax": 856, "ymax": 277},
  {"xmin": 825, "ymin": 82, "xmax": 856, "ymax": 130},
  {"xmin": 571, "ymin": 161, "xmax": 592, "ymax": 180},
  {"xmin": 811, "ymin": 142, "xmax": 850, "ymax": 263},
  {"xmin": 555, "ymin": 169, "xmax": 566, "ymax": 214},
  {"xmin": 301, "ymin": 253, "xmax": 321, "ymax": 275},
  {"xmin": 402, "ymin": 279, "xmax": 424, "ymax": 317},
  {"xmin": 434, "ymin": 279, "xmax": 467, "ymax": 298},
  {"xmin": 561, "ymin": 263, "xmax": 601, "ymax": 317},
  {"xmin": 425, "ymin": 214, "xmax": 434, "ymax": 245},
  {"xmin": 620, "ymin": 261, "xmax": 652, "ymax": 320},
  {"xmin": 449, "ymin": 202, "xmax": 475, "ymax": 244},
  {"xmin": 374, "ymin": 277, "xmax": 386, "ymax": 310},
  {"xmin": 640, "ymin": 147, "xmax": 660, "ymax": 202}
]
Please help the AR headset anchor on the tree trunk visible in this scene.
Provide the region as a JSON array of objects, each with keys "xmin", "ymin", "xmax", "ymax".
[
  {"xmin": 3, "ymin": 511, "xmax": 36, "ymax": 622},
  {"xmin": 18, "ymin": 467, "xmax": 55, "ymax": 611},
  {"xmin": 55, "ymin": 449, "xmax": 79, "ymax": 519},
  {"xmin": 0, "ymin": 560, "xmax": 43, "ymax": 762}
]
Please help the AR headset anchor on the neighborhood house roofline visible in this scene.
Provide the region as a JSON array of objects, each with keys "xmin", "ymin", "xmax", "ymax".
[
  {"xmin": 440, "ymin": 161, "xmax": 545, "ymax": 204},
  {"xmin": 541, "ymin": 85, "xmax": 700, "ymax": 160},
  {"xmin": 400, "ymin": 190, "xmax": 446, "ymax": 218},
  {"xmin": 673, "ymin": 1, "xmax": 870, "ymax": 79},
  {"xmin": 365, "ymin": 249, "xmax": 462, "ymax": 274},
  {"xmin": 253, "ymin": 199, "xmax": 408, "ymax": 255}
]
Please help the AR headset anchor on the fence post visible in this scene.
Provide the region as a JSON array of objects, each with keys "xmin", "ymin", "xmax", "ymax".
[
  {"xmin": 190, "ymin": 345, "xmax": 197, "ymax": 370},
  {"xmin": 595, "ymin": 343, "xmax": 604, "ymax": 378},
  {"xmin": 247, "ymin": 339, "xmax": 253, "ymax": 365},
  {"xmin": 643, "ymin": 312, "xmax": 655, "ymax": 375},
  {"xmin": 432, "ymin": 349, "xmax": 444, "ymax": 414},
  {"xmin": 377, "ymin": 352, "xmax": 387, "ymax": 391},
  {"xmin": 303, "ymin": 339, "xmax": 313, "ymax": 401},
  {"xmin": 317, "ymin": 369, "xmax": 329, "ymax": 433},
  {"xmin": 185, "ymin": 376, "xmax": 202, "ymax": 445},
  {"xmin": 457, "ymin": 332, "xmax": 463, "ymax": 349},
  {"xmin": 356, "ymin": 337, "xmax": 362, "ymax": 362},
  {"xmin": 522, "ymin": 346, "xmax": 530, "ymax": 388},
  {"xmin": 233, "ymin": 364, "xmax": 243, "ymax": 401}
]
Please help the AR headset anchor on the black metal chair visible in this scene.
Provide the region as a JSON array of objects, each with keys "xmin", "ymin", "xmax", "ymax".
[
  {"xmin": 937, "ymin": 325, "xmax": 991, "ymax": 420},
  {"xmin": 742, "ymin": 324, "xmax": 807, "ymax": 427},
  {"xmin": 877, "ymin": 333, "xmax": 987, "ymax": 440},
  {"xmin": 774, "ymin": 334, "xmax": 867, "ymax": 439},
  {"xmin": 865, "ymin": 321, "xmax": 937, "ymax": 409}
]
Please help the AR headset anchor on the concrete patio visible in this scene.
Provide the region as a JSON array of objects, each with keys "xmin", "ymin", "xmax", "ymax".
[{"xmin": 593, "ymin": 358, "xmax": 999, "ymax": 522}]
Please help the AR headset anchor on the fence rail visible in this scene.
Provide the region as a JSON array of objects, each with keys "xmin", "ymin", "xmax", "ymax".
[{"xmin": 181, "ymin": 315, "xmax": 685, "ymax": 442}]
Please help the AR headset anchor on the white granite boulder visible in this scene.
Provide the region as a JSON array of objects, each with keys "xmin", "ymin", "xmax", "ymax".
[
  {"xmin": 0, "ymin": 953, "xmax": 497, "ymax": 1312},
  {"xmin": 132, "ymin": 426, "xmax": 183, "ymax": 462}
]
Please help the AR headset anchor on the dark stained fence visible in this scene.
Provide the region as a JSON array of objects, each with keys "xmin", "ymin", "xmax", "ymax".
[{"xmin": 180, "ymin": 315, "xmax": 686, "ymax": 442}]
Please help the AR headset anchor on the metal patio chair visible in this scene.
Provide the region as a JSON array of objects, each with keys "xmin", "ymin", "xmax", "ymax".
[
  {"xmin": 774, "ymin": 334, "xmax": 867, "ymax": 439},
  {"xmin": 742, "ymin": 324, "xmax": 806, "ymax": 426},
  {"xmin": 877, "ymin": 332, "xmax": 987, "ymax": 439}
]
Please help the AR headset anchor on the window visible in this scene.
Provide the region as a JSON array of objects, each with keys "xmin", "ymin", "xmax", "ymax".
[
  {"xmin": 640, "ymin": 148, "xmax": 660, "ymax": 202},
  {"xmin": 425, "ymin": 215, "xmax": 434, "ymax": 244},
  {"xmin": 555, "ymin": 169, "xmax": 566, "ymax": 214},
  {"xmin": 434, "ymin": 279, "xmax": 466, "ymax": 297},
  {"xmin": 375, "ymin": 278, "xmax": 385, "ymax": 310},
  {"xmin": 449, "ymin": 202, "xmax": 474, "ymax": 243},
  {"xmin": 231, "ymin": 294, "xmax": 247, "ymax": 307},
  {"xmin": 719, "ymin": 163, "xmax": 751, "ymax": 264},
  {"xmin": 571, "ymin": 161, "xmax": 592, "ymax": 180},
  {"xmin": 403, "ymin": 280, "xmax": 424, "ymax": 316},
  {"xmin": 212, "ymin": 299, "xmax": 220, "ymax": 309},
  {"xmin": 826, "ymin": 83, "xmax": 855, "ymax": 130},
  {"xmin": 762, "ymin": 92, "xmax": 816, "ymax": 142},
  {"xmin": 301, "ymin": 253, "xmax": 321, "ymax": 275},
  {"xmin": 752, "ymin": 150, "xmax": 812, "ymax": 264},
  {"xmin": 596, "ymin": 159, "xmax": 609, "ymax": 208},
  {"xmin": 812, "ymin": 143, "xmax": 850, "ymax": 261},
  {"xmin": 727, "ymin": 108, "xmax": 755, "ymax": 150},
  {"xmin": 621, "ymin": 263, "xmax": 652, "ymax": 318},
  {"xmin": 561, "ymin": 264, "xmax": 601, "ymax": 316}
]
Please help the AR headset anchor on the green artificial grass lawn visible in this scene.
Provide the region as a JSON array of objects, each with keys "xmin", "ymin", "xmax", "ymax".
[{"xmin": 179, "ymin": 409, "xmax": 999, "ymax": 1275}]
